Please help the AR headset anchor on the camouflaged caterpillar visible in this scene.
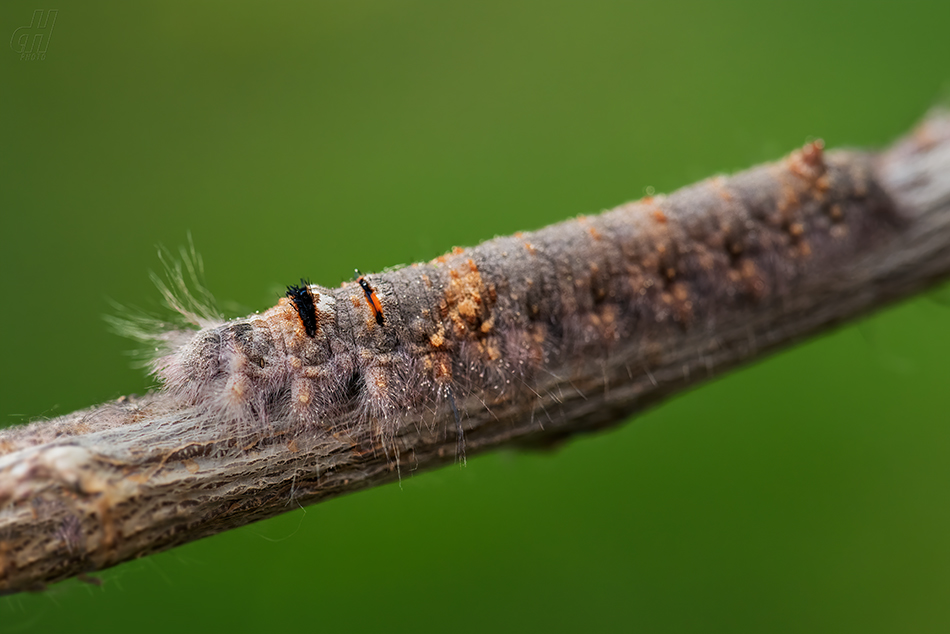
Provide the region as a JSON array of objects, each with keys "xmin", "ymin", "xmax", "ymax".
[{"xmin": 137, "ymin": 141, "xmax": 899, "ymax": 450}]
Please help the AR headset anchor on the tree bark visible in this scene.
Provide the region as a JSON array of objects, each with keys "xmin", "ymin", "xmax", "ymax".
[{"xmin": 2, "ymin": 110, "xmax": 949, "ymax": 595}]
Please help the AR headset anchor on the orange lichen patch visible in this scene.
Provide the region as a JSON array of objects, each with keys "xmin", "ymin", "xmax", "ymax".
[
  {"xmin": 523, "ymin": 241, "xmax": 536, "ymax": 255},
  {"xmin": 788, "ymin": 222, "xmax": 805, "ymax": 238},
  {"xmin": 452, "ymin": 246, "xmax": 464, "ymax": 255},
  {"xmin": 349, "ymin": 296, "xmax": 361, "ymax": 309},
  {"xmin": 422, "ymin": 274, "xmax": 432, "ymax": 287},
  {"xmin": 652, "ymin": 209, "xmax": 667, "ymax": 224},
  {"xmin": 829, "ymin": 204, "xmax": 844, "ymax": 221}
]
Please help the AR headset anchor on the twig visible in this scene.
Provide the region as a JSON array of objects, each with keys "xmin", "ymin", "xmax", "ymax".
[{"xmin": 2, "ymin": 111, "xmax": 949, "ymax": 595}]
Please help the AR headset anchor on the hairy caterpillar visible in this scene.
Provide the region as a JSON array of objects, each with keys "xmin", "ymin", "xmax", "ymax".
[{"xmin": 137, "ymin": 142, "xmax": 899, "ymax": 451}]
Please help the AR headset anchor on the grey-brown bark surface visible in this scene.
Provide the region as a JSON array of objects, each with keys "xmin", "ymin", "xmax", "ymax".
[{"xmin": 2, "ymin": 111, "xmax": 949, "ymax": 595}]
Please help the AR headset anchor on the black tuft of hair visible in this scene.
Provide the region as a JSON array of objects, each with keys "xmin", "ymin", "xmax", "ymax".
[{"xmin": 286, "ymin": 279, "xmax": 318, "ymax": 337}]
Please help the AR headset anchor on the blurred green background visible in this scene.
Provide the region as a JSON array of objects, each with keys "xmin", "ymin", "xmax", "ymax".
[{"xmin": 3, "ymin": 2, "xmax": 950, "ymax": 632}]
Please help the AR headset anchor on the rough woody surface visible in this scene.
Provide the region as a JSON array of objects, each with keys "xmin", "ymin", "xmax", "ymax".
[{"xmin": 2, "ymin": 111, "xmax": 950, "ymax": 594}]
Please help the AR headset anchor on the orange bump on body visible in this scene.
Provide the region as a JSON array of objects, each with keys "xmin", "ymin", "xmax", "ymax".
[
  {"xmin": 780, "ymin": 185, "xmax": 800, "ymax": 215},
  {"xmin": 711, "ymin": 177, "xmax": 733, "ymax": 201},
  {"xmin": 429, "ymin": 323, "xmax": 446, "ymax": 348},
  {"xmin": 801, "ymin": 139, "xmax": 824, "ymax": 167},
  {"xmin": 458, "ymin": 298, "xmax": 478, "ymax": 323}
]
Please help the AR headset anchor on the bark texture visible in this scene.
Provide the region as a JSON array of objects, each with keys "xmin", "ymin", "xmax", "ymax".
[{"xmin": 2, "ymin": 111, "xmax": 950, "ymax": 594}]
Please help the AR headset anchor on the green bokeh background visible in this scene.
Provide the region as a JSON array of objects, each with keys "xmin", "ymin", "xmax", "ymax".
[{"xmin": 3, "ymin": 2, "xmax": 950, "ymax": 632}]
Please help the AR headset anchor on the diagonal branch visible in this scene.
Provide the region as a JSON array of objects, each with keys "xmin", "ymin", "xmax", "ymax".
[{"xmin": 2, "ymin": 111, "xmax": 950, "ymax": 595}]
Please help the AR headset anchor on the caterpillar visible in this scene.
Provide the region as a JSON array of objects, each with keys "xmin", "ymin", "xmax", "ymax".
[{"xmin": 147, "ymin": 142, "xmax": 900, "ymax": 448}]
